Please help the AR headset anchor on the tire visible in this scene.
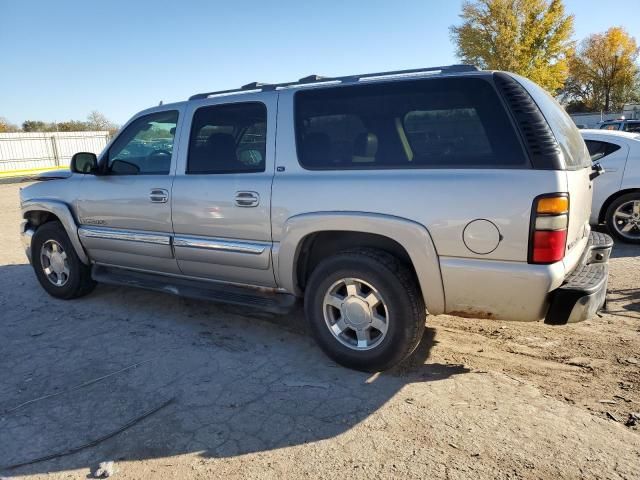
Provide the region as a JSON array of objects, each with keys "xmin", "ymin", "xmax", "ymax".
[
  {"xmin": 31, "ymin": 221, "xmax": 95, "ymax": 299},
  {"xmin": 605, "ymin": 192, "xmax": 640, "ymax": 244},
  {"xmin": 304, "ymin": 248, "xmax": 426, "ymax": 372}
]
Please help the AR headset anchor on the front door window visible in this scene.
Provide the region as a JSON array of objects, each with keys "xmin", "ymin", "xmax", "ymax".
[{"xmin": 107, "ymin": 110, "xmax": 179, "ymax": 175}]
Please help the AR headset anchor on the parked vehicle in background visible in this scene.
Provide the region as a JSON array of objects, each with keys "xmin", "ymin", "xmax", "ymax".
[
  {"xmin": 598, "ymin": 119, "xmax": 640, "ymax": 133},
  {"xmin": 582, "ymin": 129, "xmax": 640, "ymax": 244},
  {"xmin": 19, "ymin": 65, "xmax": 612, "ymax": 371},
  {"xmin": 622, "ymin": 103, "xmax": 640, "ymax": 121}
]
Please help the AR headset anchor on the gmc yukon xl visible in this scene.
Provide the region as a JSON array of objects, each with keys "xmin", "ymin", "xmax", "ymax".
[{"xmin": 19, "ymin": 65, "xmax": 612, "ymax": 371}]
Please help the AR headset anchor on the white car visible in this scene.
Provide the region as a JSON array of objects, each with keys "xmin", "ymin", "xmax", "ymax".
[{"xmin": 581, "ymin": 129, "xmax": 640, "ymax": 243}]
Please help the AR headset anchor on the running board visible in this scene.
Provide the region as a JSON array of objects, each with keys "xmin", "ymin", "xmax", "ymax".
[{"xmin": 92, "ymin": 265, "xmax": 298, "ymax": 314}]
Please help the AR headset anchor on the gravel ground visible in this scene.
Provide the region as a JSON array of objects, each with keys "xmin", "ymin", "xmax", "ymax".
[{"xmin": 0, "ymin": 181, "xmax": 638, "ymax": 479}]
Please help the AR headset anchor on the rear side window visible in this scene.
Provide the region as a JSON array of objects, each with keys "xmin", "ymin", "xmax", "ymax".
[
  {"xmin": 585, "ymin": 140, "xmax": 622, "ymax": 162},
  {"xmin": 403, "ymin": 108, "xmax": 493, "ymax": 160},
  {"xmin": 187, "ymin": 102, "xmax": 266, "ymax": 174},
  {"xmin": 295, "ymin": 78, "xmax": 527, "ymax": 170},
  {"xmin": 623, "ymin": 122, "xmax": 640, "ymax": 133}
]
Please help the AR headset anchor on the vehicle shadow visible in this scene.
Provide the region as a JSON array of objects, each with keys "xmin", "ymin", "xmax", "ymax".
[
  {"xmin": 0, "ymin": 264, "xmax": 469, "ymax": 476},
  {"xmin": 610, "ymin": 242, "xmax": 640, "ymax": 259},
  {"xmin": 606, "ymin": 287, "xmax": 640, "ymax": 316}
]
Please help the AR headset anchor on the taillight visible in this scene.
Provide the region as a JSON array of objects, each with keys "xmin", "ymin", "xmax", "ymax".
[{"xmin": 529, "ymin": 194, "xmax": 569, "ymax": 264}]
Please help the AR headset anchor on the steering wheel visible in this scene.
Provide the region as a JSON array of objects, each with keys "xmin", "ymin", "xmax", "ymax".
[{"xmin": 147, "ymin": 149, "xmax": 171, "ymax": 161}]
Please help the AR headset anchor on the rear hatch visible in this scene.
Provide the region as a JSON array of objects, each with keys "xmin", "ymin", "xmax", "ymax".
[{"xmin": 497, "ymin": 73, "xmax": 593, "ymax": 272}]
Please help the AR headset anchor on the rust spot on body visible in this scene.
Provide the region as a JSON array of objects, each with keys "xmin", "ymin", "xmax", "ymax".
[{"xmin": 448, "ymin": 310, "xmax": 495, "ymax": 320}]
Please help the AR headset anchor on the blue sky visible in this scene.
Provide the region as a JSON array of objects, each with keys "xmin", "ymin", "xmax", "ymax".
[{"xmin": 1, "ymin": 0, "xmax": 639, "ymax": 126}]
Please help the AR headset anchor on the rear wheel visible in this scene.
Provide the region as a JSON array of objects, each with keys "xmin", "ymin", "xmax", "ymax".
[
  {"xmin": 304, "ymin": 249, "xmax": 426, "ymax": 371},
  {"xmin": 31, "ymin": 221, "xmax": 95, "ymax": 299},
  {"xmin": 605, "ymin": 192, "xmax": 640, "ymax": 244}
]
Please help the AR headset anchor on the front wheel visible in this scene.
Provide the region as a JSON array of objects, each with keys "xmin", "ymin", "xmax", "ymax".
[
  {"xmin": 31, "ymin": 221, "xmax": 96, "ymax": 299},
  {"xmin": 605, "ymin": 192, "xmax": 640, "ymax": 244},
  {"xmin": 304, "ymin": 249, "xmax": 426, "ymax": 371}
]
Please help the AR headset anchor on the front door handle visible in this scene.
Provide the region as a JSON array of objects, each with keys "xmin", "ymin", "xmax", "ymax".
[
  {"xmin": 150, "ymin": 188, "xmax": 169, "ymax": 203},
  {"xmin": 235, "ymin": 191, "xmax": 260, "ymax": 207}
]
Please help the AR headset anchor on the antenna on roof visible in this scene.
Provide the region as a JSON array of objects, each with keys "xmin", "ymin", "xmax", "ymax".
[{"xmin": 158, "ymin": 100, "xmax": 163, "ymax": 106}]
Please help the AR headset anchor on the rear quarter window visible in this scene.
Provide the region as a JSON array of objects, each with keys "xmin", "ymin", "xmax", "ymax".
[
  {"xmin": 584, "ymin": 140, "xmax": 621, "ymax": 162},
  {"xmin": 294, "ymin": 77, "xmax": 528, "ymax": 170}
]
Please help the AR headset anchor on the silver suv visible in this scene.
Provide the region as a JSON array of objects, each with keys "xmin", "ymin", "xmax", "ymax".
[{"xmin": 19, "ymin": 65, "xmax": 612, "ymax": 371}]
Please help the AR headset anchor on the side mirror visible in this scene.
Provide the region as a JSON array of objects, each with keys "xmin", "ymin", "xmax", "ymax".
[{"xmin": 70, "ymin": 152, "xmax": 98, "ymax": 174}]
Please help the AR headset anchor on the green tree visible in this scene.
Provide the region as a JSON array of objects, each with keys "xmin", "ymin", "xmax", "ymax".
[
  {"xmin": 564, "ymin": 27, "xmax": 640, "ymax": 112},
  {"xmin": 450, "ymin": 0, "xmax": 574, "ymax": 92},
  {"xmin": 56, "ymin": 120, "xmax": 90, "ymax": 132},
  {"xmin": 22, "ymin": 120, "xmax": 50, "ymax": 132}
]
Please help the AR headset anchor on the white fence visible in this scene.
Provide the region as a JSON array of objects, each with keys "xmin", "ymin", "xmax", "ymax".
[
  {"xmin": 569, "ymin": 112, "xmax": 622, "ymax": 129},
  {"xmin": 0, "ymin": 131, "xmax": 110, "ymax": 173}
]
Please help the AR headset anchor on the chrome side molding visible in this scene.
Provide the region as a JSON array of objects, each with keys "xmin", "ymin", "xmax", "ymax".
[
  {"xmin": 173, "ymin": 236, "xmax": 267, "ymax": 255},
  {"xmin": 78, "ymin": 227, "xmax": 268, "ymax": 255},
  {"xmin": 78, "ymin": 226, "xmax": 171, "ymax": 245}
]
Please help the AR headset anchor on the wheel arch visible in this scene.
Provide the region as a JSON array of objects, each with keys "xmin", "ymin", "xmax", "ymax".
[
  {"xmin": 22, "ymin": 199, "xmax": 89, "ymax": 264},
  {"xmin": 599, "ymin": 188, "xmax": 640, "ymax": 224},
  {"xmin": 275, "ymin": 212, "xmax": 445, "ymax": 315}
]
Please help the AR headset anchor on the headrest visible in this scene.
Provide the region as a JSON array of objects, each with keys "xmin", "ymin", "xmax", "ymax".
[
  {"xmin": 303, "ymin": 132, "xmax": 330, "ymax": 151},
  {"xmin": 302, "ymin": 133, "xmax": 331, "ymax": 167},
  {"xmin": 206, "ymin": 133, "xmax": 236, "ymax": 151},
  {"xmin": 353, "ymin": 132, "xmax": 378, "ymax": 158}
]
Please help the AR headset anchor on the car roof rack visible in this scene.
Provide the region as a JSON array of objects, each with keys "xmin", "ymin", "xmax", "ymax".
[{"xmin": 189, "ymin": 64, "xmax": 479, "ymax": 100}]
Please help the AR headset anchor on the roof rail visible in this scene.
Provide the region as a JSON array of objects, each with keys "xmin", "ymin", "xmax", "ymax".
[{"xmin": 189, "ymin": 64, "xmax": 479, "ymax": 100}]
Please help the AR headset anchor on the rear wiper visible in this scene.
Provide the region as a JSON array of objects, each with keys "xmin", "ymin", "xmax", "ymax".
[{"xmin": 590, "ymin": 162, "xmax": 605, "ymax": 181}]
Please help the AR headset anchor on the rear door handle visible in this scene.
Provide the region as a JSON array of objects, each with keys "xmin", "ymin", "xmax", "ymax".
[
  {"xmin": 150, "ymin": 188, "xmax": 169, "ymax": 203},
  {"xmin": 235, "ymin": 191, "xmax": 260, "ymax": 207}
]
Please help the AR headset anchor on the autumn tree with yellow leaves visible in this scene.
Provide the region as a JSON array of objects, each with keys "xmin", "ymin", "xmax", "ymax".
[
  {"xmin": 564, "ymin": 27, "xmax": 640, "ymax": 112},
  {"xmin": 450, "ymin": 0, "xmax": 574, "ymax": 93}
]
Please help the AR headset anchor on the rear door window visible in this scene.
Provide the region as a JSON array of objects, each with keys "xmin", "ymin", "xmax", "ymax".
[
  {"xmin": 187, "ymin": 102, "xmax": 266, "ymax": 174},
  {"xmin": 294, "ymin": 77, "xmax": 527, "ymax": 170}
]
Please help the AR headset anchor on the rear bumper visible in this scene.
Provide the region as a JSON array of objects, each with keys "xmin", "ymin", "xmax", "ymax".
[{"xmin": 545, "ymin": 231, "xmax": 613, "ymax": 325}]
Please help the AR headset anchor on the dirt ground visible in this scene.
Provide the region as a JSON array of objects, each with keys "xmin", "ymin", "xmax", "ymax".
[{"xmin": 0, "ymin": 181, "xmax": 638, "ymax": 480}]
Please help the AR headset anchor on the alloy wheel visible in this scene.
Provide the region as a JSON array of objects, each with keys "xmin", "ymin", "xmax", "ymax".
[
  {"xmin": 40, "ymin": 239, "xmax": 70, "ymax": 287},
  {"xmin": 613, "ymin": 199, "xmax": 640, "ymax": 241},
  {"xmin": 323, "ymin": 277, "xmax": 389, "ymax": 351}
]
